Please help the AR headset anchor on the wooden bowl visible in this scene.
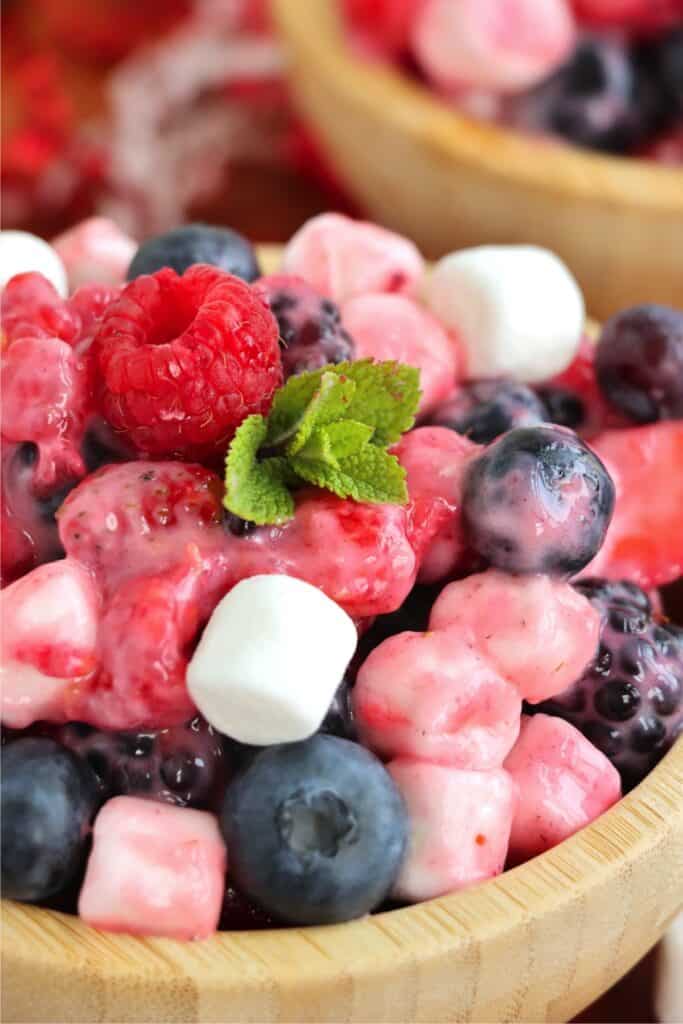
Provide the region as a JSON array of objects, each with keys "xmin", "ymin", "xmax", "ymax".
[
  {"xmin": 3, "ymin": 247, "xmax": 683, "ymax": 1022},
  {"xmin": 271, "ymin": 0, "xmax": 683, "ymax": 321}
]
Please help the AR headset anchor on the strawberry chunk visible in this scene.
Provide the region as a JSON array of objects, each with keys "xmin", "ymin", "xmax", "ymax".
[{"xmin": 583, "ymin": 422, "xmax": 683, "ymax": 588}]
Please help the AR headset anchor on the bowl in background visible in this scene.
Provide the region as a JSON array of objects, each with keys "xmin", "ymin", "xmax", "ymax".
[{"xmin": 272, "ymin": 0, "xmax": 683, "ymax": 321}]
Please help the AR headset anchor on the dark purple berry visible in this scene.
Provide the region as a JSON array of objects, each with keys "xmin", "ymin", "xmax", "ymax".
[
  {"xmin": 53, "ymin": 715, "xmax": 227, "ymax": 808},
  {"xmin": 222, "ymin": 511, "xmax": 256, "ymax": 537},
  {"xmin": 320, "ymin": 678, "xmax": 357, "ymax": 740},
  {"xmin": 127, "ymin": 223, "xmax": 261, "ymax": 282},
  {"xmin": 507, "ymin": 36, "xmax": 662, "ymax": 154},
  {"xmin": 462, "ymin": 426, "xmax": 615, "ymax": 576},
  {"xmin": 536, "ymin": 580, "xmax": 683, "ymax": 790},
  {"xmin": 428, "ymin": 378, "xmax": 547, "ymax": 445},
  {"xmin": 255, "ymin": 274, "xmax": 355, "ymax": 378},
  {"xmin": 657, "ymin": 27, "xmax": 683, "ymax": 117},
  {"xmin": 596, "ymin": 304, "xmax": 683, "ymax": 423},
  {"xmin": 1, "ymin": 737, "xmax": 99, "ymax": 902},
  {"xmin": 536, "ymin": 386, "xmax": 586, "ymax": 431}
]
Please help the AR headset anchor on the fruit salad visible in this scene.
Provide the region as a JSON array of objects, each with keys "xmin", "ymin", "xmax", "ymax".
[
  {"xmin": 1, "ymin": 214, "xmax": 682, "ymax": 940},
  {"xmin": 342, "ymin": 0, "xmax": 683, "ymax": 163}
]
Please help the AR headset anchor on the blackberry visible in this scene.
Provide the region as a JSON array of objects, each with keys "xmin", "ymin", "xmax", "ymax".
[
  {"xmin": 428, "ymin": 378, "xmax": 547, "ymax": 445},
  {"xmin": 53, "ymin": 715, "xmax": 227, "ymax": 808},
  {"xmin": 254, "ymin": 274, "xmax": 355, "ymax": 378},
  {"xmin": 535, "ymin": 579, "xmax": 683, "ymax": 790}
]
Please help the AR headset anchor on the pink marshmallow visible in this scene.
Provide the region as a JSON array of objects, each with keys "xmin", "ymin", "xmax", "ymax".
[
  {"xmin": 52, "ymin": 217, "xmax": 136, "ymax": 291},
  {"xmin": 1, "ymin": 558, "xmax": 99, "ymax": 728},
  {"xmin": 281, "ymin": 213, "xmax": 425, "ymax": 303},
  {"xmin": 354, "ymin": 629, "xmax": 521, "ymax": 768},
  {"xmin": 393, "ymin": 426, "xmax": 479, "ymax": 582},
  {"xmin": 342, "ymin": 294, "xmax": 461, "ymax": 416},
  {"xmin": 429, "ymin": 571, "xmax": 601, "ymax": 703},
  {"xmin": 388, "ymin": 760, "xmax": 516, "ymax": 902},
  {"xmin": 412, "ymin": 0, "xmax": 576, "ymax": 95},
  {"xmin": 504, "ymin": 715, "xmax": 621, "ymax": 864},
  {"xmin": 79, "ymin": 797, "xmax": 226, "ymax": 940}
]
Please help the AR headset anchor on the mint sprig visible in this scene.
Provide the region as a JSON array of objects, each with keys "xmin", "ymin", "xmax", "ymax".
[{"xmin": 223, "ymin": 360, "xmax": 420, "ymax": 526}]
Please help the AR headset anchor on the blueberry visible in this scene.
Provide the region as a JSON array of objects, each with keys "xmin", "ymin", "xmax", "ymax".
[
  {"xmin": 320, "ymin": 678, "xmax": 357, "ymax": 740},
  {"xmin": 1, "ymin": 738, "xmax": 98, "ymax": 902},
  {"xmin": 508, "ymin": 36, "xmax": 661, "ymax": 154},
  {"xmin": 537, "ymin": 579, "xmax": 683, "ymax": 789},
  {"xmin": 127, "ymin": 224, "xmax": 261, "ymax": 282},
  {"xmin": 595, "ymin": 305, "xmax": 683, "ymax": 423},
  {"xmin": 222, "ymin": 511, "xmax": 256, "ymax": 537},
  {"xmin": 462, "ymin": 426, "xmax": 615, "ymax": 576},
  {"xmin": 536, "ymin": 386, "xmax": 586, "ymax": 431},
  {"xmin": 428, "ymin": 379, "xmax": 547, "ymax": 445},
  {"xmin": 220, "ymin": 734, "xmax": 407, "ymax": 925}
]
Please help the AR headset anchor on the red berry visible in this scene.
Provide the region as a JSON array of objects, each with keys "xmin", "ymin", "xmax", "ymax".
[
  {"xmin": 571, "ymin": 0, "xmax": 683, "ymax": 32},
  {"xmin": 93, "ymin": 265, "xmax": 282, "ymax": 458},
  {"xmin": 547, "ymin": 333, "xmax": 631, "ymax": 439},
  {"xmin": 342, "ymin": 0, "xmax": 423, "ymax": 55},
  {"xmin": 585, "ymin": 421, "xmax": 683, "ymax": 588}
]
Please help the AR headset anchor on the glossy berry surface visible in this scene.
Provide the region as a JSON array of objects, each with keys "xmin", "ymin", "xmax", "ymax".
[
  {"xmin": 509, "ymin": 36, "xmax": 660, "ymax": 154},
  {"xmin": 93, "ymin": 264, "xmax": 282, "ymax": 458},
  {"xmin": 253, "ymin": 274, "xmax": 355, "ymax": 378},
  {"xmin": 536, "ymin": 579, "xmax": 683, "ymax": 790},
  {"xmin": 428, "ymin": 378, "xmax": 548, "ymax": 445},
  {"xmin": 596, "ymin": 304, "xmax": 683, "ymax": 423},
  {"xmin": 126, "ymin": 224, "xmax": 261, "ymax": 282},
  {"xmin": 320, "ymin": 678, "xmax": 358, "ymax": 740},
  {"xmin": 51, "ymin": 716, "xmax": 228, "ymax": 808},
  {"xmin": 221, "ymin": 734, "xmax": 407, "ymax": 925},
  {"xmin": 1, "ymin": 737, "xmax": 98, "ymax": 901},
  {"xmin": 462, "ymin": 425, "xmax": 615, "ymax": 576}
]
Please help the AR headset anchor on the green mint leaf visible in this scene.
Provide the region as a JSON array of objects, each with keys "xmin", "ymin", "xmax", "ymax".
[
  {"xmin": 291, "ymin": 445, "xmax": 408, "ymax": 505},
  {"xmin": 286, "ymin": 371, "xmax": 357, "ymax": 456},
  {"xmin": 338, "ymin": 360, "xmax": 420, "ymax": 446},
  {"xmin": 224, "ymin": 415, "xmax": 295, "ymax": 525},
  {"xmin": 319, "ymin": 420, "xmax": 374, "ymax": 459},
  {"xmin": 265, "ymin": 370, "xmax": 323, "ymax": 448}
]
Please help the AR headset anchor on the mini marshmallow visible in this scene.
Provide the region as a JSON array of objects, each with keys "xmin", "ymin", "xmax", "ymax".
[
  {"xmin": 0, "ymin": 230, "xmax": 68, "ymax": 296},
  {"xmin": 78, "ymin": 797, "xmax": 226, "ymax": 940},
  {"xmin": 388, "ymin": 761, "xmax": 516, "ymax": 902},
  {"xmin": 424, "ymin": 245, "xmax": 585, "ymax": 383},
  {"xmin": 186, "ymin": 574, "xmax": 357, "ymax": 745},
  {"xmin": 52, "ymin": 217, "xmax": 137, "ymax": 290}
]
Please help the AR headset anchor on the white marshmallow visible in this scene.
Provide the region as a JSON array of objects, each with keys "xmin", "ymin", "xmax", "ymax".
[
  {"xmin": 656, "ymin": 913, "xmax": 683, "ymax": 1024},
  {"xmin": 0, "ymin": 230, "xmax": 68, "ymax": 296},
  {"xmin": 186, "ymin": 575, "xmax": 357, "ymax": 745},
  {"xmin": 424, "ymin": 245, "xmax": 585, "ymax": 383}
]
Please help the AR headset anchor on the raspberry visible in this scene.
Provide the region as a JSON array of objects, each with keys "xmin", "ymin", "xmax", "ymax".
[
  {"xmin": 93, "ymin": 265, "xmax": 282, "ymax": 458},
  {"xmin": 586, "ymin": 422, "xmax": 683, "ymax": 588},
  {"xmin": 1, "ymin": 442, "xmax": 66, "ymax": 584},
  {"xmin": 535, "ymin": 579, "xmax": 683, "ymax": 790},
  {"xmin": 253, "ymin": 274, "xmax": 355, "ymax": 378},
  {"xmin": 1, "ymin": 272, "xmax": 79, "ymax": 347}
]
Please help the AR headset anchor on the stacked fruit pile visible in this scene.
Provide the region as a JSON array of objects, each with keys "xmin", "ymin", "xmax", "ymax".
[
  {"xmin": 343, "ymin": 0, "xmax": 683, "ymax": 161},
  {"xmin": 1, "ymin": 213, "xmax": 681, "ymax": 939}
]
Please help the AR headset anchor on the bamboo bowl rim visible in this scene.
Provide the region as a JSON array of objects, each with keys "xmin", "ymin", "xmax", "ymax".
[
  {"xmin": 3, "ymin": 245, "xmax": 683, "ymax": 999},
  {"xmin": 272, "ymin": 0, "xmax": 683, "ymax": 214}
]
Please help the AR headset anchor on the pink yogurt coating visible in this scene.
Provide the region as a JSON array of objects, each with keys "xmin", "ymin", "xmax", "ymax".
[
  {"xmin": 504, "ymin": 714, "xmax": 622, "ymax": 863},
  {"xmin": 388, "ymin": 761, "xmax": 517, "ymax": 901},
  {"xmin": 354, "ymin": 629, "xmax": 522, "ymax": 769},
  {"xmin": 78, "ymin": 796, "xmax": 227, "ymax": 940},
  {"xmin": 52, "ymin": 217, "xmax": 137, "ymax": 291},
  {"xmin": 281, "ymin": 213, "xmax": 425, "ymax": 304},
  {"xmin": 0, "ymin": 558, "xmax": 99, "ymax": 728},
  {"xmin": 429, "ymin": 571, "xmax": 602, "ymax": 703},
  {"xmin": 412, "ymin": 0, "xmax": 576, "ymax": 94},
  {"xmin": 393, "ymin": 425, "xmax": 479, "ymax": 583},
  {"xmin": 341, "ymin": 293, "xmax": 461, "ymax": 416}
]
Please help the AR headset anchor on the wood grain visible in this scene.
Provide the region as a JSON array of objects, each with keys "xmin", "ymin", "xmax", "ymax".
[
  {"xmin": 271, "ymin": 0, "xmax": 683, "ymax": 321},
  {"xmin": 2, "ymin": 248, "xmax": 682, "ymax": 1022}
]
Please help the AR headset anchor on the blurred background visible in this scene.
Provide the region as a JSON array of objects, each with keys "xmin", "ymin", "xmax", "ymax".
[{"xmin": 0, "ymin": 2, "xmax": 673, "ymax": 1020}]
